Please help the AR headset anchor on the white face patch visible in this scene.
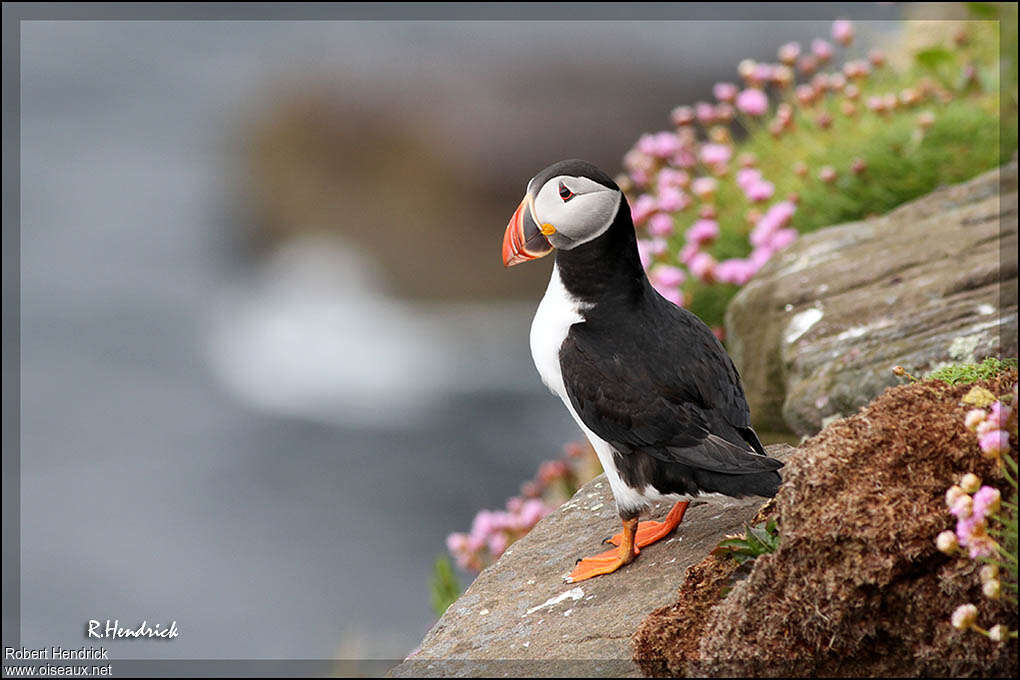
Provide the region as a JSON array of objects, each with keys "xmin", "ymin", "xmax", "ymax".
[{"xmin": 531, "ymin": 175, "xmax": 621, "ymax": 249}]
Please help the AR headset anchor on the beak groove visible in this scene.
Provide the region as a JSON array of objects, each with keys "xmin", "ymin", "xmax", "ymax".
[{"xmin": 502, "ymin": 194, "xmax": 553, "ymax": 267}]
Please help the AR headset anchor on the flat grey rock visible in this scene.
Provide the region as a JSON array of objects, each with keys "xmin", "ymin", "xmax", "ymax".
[
  {"xmin": 388, "ymin": 445, "xmax": 792, "ymax": 677},
  {"xmin": 726, "ymin": 162, "xmax": 1018, "ymax": 436}
]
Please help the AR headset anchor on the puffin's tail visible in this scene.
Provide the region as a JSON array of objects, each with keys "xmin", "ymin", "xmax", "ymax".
[{"xmin": 693, "ymin": 467, "xmax": 782, "ymax": 498}]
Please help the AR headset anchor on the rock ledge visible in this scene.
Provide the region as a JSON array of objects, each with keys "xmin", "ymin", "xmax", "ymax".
[{"xmin": 388, "ymin": 445, "xmax": 791, "ymax": 678}]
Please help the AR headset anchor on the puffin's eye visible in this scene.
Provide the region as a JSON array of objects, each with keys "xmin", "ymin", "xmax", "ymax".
[{"xmin": 558, "ymin": 182, "xmax": 575, "ymax": 202}]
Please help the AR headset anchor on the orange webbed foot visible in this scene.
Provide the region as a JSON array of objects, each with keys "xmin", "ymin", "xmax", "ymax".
[
  {"xmin": 566, "ymin": 516, "xmax": 640, "ymax": 583},
  {"xmin": 605, "ymin": 501, "xmax": 690, "ymax": 548}
]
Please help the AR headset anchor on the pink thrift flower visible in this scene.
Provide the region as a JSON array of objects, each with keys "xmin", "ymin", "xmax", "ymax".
[
  {"xmin": 951, "ymin": 494, "xmax": 974, "ymax": 519},
  {"xmin": 446, "ymin": 532, "xmax": 468, "ymax": 555},
  {"xmin": 976, "ymin": 418, "xmax": 998, "ymax": 437},
  {"xmin": 689, "ymin": 252, "xmax": 717, "ymax": 282},
  {"xmin": 651, "ymin": 264, "xmax": 686, "ymax": 288},
  {"xmin": 778, "ymin": 41, "xmax": 801, "ymax": 65},
  {"xmin": 657, "ymin": 168, "xmax": 690, "ymax": 190},
  {"xmin": 749, "ymin": 220, "xmax": 777, "ymax": 249},
  {"xmin": 695, "ymin": 101, "xmax": 716, "ymax": 125},
  {"xmin": 979, "ymin": 430, "xmax": 1011, "ymax": 458},
  {"xmin": 538, "ymin": 460, "xmax": 567, "ymax": 483},
  {"xmin": 715, "ymin": 103, "xmax": 735, "ymax": 122},
  {"xmin": 973, "ymin": 486, "xmax": 1002, "ymax": 518},
  {"xmin": 797, "ymin": 54, "xmax": 819, "ymax": 75},
  {"xmin": 700, "ymin": 143, "xmax": 732, "ymax": 166},
  {"xmin": 771, "ymin": 65, "xmax": 794, "ymax": 88},
  {"xmin": 749, "ymin": 246, "xmax": 775, "ymax": 270},
  {"xmin": 487, "ymin": 510, "xmax": 510, "ymax": 532},
  {"xmin": 691, "ymin": 176, "xmax": 718, "ymax": 198},
  {"xmin": 844, "ymin": 60, "xmax": 871, "ymax": 80},
  {"xmin": 687, "ymin": 218, "xmax": 720, "ymax": 245},
  {"xmin": 648, "ymin": 238, "xmax": 668, "ymax": 256},
  {"xmin": 968, "ymin": 534, "xmax": 996, "ymax": 559},
  {"xmin": 471, "ymin": 510, "xmax": 497, "ymax": 538},
  {"xmin": 713, "ymin": 82, "xmax": 738, "ymax": 102},
  {"xmin": 465, "ymin": 531, "xmax": 486, "ymax": 553},
  {"xmin": 631, "ymin": 194, "xmax": 657, "ymax": 225},
  {"xmin": 987, "ymin": 401, "xmax": 1011, "ymax": 429},
  {"xmin": 647, "ymin": 213, "xmax": 675, "ymax": 237},
  {"xmin": 679, "ymin": 242, "xmax": 701, "ymax": 266},
  {"xmin": 629, "ymin": 168, "xmax": 650, "ymax": 188},
  {"xmin": 752, "ymin": 63, "xmax": 774, "ymax": 84},
  {"xmin": 715, "ymin": 258, "xmax": 756, "ymax": 285},
  {"xmin": 519, "ymin": 499, "xmax": 550, "ymax": 527},
  {"xmin": 796, "ymin": 83, "xmax": 817, "ymax": 106},
  {"xmin": 636, "ymin": 133, "xmax": 657, "ymax": 156},
  {"xmin": 766, "ymin": 200, "xmax": 796, "ymax": 227},
  {"xmin": 736, "ymin": 88, "xmax": 769, "ymax": 116},
  {"xmin": 652, "ymin": 131, "xmax": 683, "ymax": 158},
  {"xmin": 965, "ymin": 408, "xmax": 987, "ymax": 431},
  {"xmin": 736, "ymin": 167, "xmax": 763, "ymax": 190},
  {"xmin": 657, "ymin": 186, "xmax": 690, "ymax": 212},
  {"xmin": 487, "ymin": 532, "xmax": 508, "ymax": 556},
  {"xmin": 832, "ymin": 19, "xmax": 854, "ymax": 46},
  {"xmin": 811, "ymin": 38, "xmax": 834, "ymax": 61},
  {"xmin": 671, "ymin": 149, "xmax": 697, "ymax": 170},
  {"xmin": 769, "ymin": 228, "xmax": 798, "ymax": 251},
  {"xmin": 746, "ymin": 180, "xmax": 775, "ymax": 203},
  {"xmin": 671, "ymin": 105, "xmax": 695, "ymax": 126},
  {"xmin": 738, "ymin": 58, "xmax": 757, "ymax": 82},
  {"xmin": 956, "ymin": 515, "xmax": 995, "ymax": 559}
]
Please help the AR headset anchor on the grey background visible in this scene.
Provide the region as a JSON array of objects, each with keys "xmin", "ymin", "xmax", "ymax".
[{"xmin": 8, "ymin": 4, "xmax": 901, "ymax": 663}]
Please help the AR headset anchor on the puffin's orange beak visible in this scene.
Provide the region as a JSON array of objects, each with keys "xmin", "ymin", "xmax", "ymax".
[{"xmin": 502, "ymin": 194, "xmax": 553, "ymax": 267}]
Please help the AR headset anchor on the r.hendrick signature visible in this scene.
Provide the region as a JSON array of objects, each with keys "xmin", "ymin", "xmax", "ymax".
[{"xmin": 87, "ymin": 619, "xmax": 179, "ymax": 640}]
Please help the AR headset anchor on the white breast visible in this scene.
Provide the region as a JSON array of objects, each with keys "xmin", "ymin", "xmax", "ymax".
[
  {"xmin": 529, "ymin": 264, "xmax": 586, "ymax": 400},
  {"xmin": 529, "ymin": 265, "xmax": 655, "ymax": 514}
]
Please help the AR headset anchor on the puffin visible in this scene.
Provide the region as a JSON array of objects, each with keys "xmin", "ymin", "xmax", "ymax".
[{"xmin": 502, "ymin": 159, "xmax": 783, "ymax": 583}]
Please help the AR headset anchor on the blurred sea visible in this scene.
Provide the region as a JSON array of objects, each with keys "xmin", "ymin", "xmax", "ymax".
[{"xmin": 18, "ymin": 15, "xmax": 899, "ymax": 660}]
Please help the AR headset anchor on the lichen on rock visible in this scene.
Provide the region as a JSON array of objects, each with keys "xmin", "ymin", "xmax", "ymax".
[{"xmin": 726, "ymin": 162, "xmax": 1018, "ymax": 437}]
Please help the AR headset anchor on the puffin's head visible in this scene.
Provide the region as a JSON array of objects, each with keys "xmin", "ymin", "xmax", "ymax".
[{"xmin": 502, "ymin": 159, "xmax": 623, "ymax": 267}]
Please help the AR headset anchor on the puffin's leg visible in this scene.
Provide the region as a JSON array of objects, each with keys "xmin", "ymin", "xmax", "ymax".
[
  {"xmin": 605, "ymin": 500, "xmax": 690, "ymax": 549},
  {"xmin": 566, "ymin": 516, "xmax": 639, "ymax": 583}
]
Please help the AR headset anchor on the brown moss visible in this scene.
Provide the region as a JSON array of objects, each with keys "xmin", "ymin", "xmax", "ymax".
[
  {"xmin": 632, "ymin": 501, "xmax": 779, "ymax": 677},
  {"xmin": 632, "ymin": 553, "xmax": 742, "ymax": 677},
  {"xmin": 636, "ymin": 371, "xmax": 1019, "ymax": 677}
]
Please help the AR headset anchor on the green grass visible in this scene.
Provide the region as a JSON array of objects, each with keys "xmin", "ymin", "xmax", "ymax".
[
  {"xmin": 672, "ymin": 6, "xmax": 1018, "ymax": 328},
  {"xmin": 925, "ymin": 357, "xmax": 1018, "ymax": 385},
  {"xmin": 429, "ymin": 556, "xmax": 462, "ymax": 617}
]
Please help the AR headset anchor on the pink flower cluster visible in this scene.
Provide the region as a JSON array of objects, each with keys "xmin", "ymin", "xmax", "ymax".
[
  {"xmin": 446, "ymin": 441, "xmax": 602, "ymax": 573},
  {"xmin": 618, "ymin": 18, "xmax": 960, "ymax": 316},
  {"xmin": 939, "ymin": 383, "xmax": 1018, "ymax": 642},
  {"xmin": 947, "ymin": 481, "xmax": 1001, "ymax": 559},
  {"xmin": 622, "ymin": 19, "xmax": 886, "ymax": 308},
  {"xmin": 939, "ymin": 388, "xmax": 1017, "ymax": 560},
  {"xmin": 446, "ymin": 498, "xmax": 553, "ymax": 571},
  {"xmin": 965, "ymin": 393, "xmax": 1017, "ymax": 465}
]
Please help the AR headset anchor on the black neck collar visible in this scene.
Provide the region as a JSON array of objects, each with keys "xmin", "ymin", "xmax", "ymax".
[{"xmin": 554, "ymin": 198, "xmax": 648, "ymax": 305}]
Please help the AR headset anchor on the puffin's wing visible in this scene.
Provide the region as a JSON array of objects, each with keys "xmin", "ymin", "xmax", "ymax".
[{"xmin": 559, "ymin": 313, "xmax": 781, "ymax": 475}]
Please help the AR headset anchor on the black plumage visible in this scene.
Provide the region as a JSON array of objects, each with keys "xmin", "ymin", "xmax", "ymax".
[{"xmin": 553, "ymin": 164, "xmax": 782, "ymax": 512}]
